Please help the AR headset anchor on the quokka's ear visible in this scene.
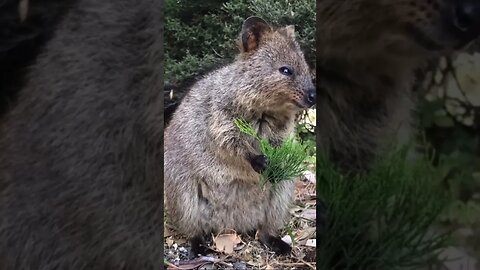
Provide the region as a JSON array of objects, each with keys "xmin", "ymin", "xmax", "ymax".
[{"xmin": 240, "ymin": 16, "xmax": 272, "ymax": 53}]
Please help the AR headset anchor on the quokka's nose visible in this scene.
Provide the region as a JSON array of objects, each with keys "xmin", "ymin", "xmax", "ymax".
[
  {"xmin": 452, "ymin": 1, "xmax": 480, "ymax": 39},
  {"xmin": 305, "ymin": 88, "xmax": 316, "ymax": 107}
]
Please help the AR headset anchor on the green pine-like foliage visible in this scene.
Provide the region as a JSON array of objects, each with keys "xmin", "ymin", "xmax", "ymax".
[
  {"xmin": 316, "ymin": 146, "xmax": 452, "ymax": 270},
  {"xmin": 234, "ymin": 118, "xmax": 308, "ymax": 184}
]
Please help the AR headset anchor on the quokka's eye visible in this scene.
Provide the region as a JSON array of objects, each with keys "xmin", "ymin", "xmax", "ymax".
[{"xmin": 279, "ymin": 66, "xmax": 293, "ymax": 76}]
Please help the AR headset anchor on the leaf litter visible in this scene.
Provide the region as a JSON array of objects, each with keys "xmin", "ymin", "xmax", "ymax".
[{"xmin": 164, "ymin": 171, "xmax": 317, "ymax": 269}]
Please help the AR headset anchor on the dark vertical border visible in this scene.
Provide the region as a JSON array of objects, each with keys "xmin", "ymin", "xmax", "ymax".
[
  {"xmin": 0, "ymin": 0, "xmax": 167, "ymax": 268},
  {"xmin": 315, "ymin": 0, "xmax": 325, "ymax": 265},
  {"xmin": 159, "ymin": 0, "xmax": 165, "ymax": 264}
]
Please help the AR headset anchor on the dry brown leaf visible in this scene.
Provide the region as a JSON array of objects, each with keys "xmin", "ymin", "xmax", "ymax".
[
  {"xmin": 164, "ymin": 227, "xmax": 174, "ymax": 238},
  {"xmin": 289, "ymin": 206, "xmax": 303, "ymax": 215},
  {"xmin": 165, "ymin": 237, "xmax": 175, "ymax": 247},
  {"xmin": 176, "ymin": 238, "xmax": 187, "ymax": 245},
  {"xmin": 303, "ymin": 171, "xmax": 316, "ymax": 184},
  {"xmin": 295, "ymin": 180, "xmax": 306, "ymax": 190},
  {"xmin": 168, "ymin": 256, "xmax": 228, "ymax": 270},
  {"xmin": 300, "ymin": 209, "xmax": 316, "ymax": 220},
  {"xmin": 213, "ymin": 230, "xmax": 242, "ymax": 254},
  {"xmin": 264, "ymin": 264, "xmax": 275, "ymax": 270},
  {"xmin": 305, "ymin": 200, "xmax": 316, "ymax": 206},
  {"xmin": 295, "ymin": 180, "xmax": 316, "ymax": 201},
  {"xmin": 295, "ymin": 227, "xmax": 316, "ymax": 242}
]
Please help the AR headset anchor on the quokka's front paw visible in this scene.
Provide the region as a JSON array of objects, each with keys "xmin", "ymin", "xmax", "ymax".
[{"xmin": 249, "ymin": 154, "xmax": 268, "ymax": 173}]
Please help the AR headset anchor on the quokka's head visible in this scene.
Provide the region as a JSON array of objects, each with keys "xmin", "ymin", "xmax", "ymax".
[{"xmin": 234, "ymin": 17, "xmax": 315, "ymax": 113}]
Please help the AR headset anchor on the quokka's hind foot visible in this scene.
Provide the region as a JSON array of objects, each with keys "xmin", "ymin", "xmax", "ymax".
[
  {"xmin": 190, "ymin": 234, "xmax": 209, "ymax": 257},
  {"xmin": 258, "ymin": 232, "xmax": 292, "ymax": 255}
]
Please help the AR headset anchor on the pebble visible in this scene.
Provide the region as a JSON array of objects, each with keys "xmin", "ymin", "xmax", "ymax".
[{"xmin": 232, "ymin": 262, "xmax": 247, "ymax": 270}]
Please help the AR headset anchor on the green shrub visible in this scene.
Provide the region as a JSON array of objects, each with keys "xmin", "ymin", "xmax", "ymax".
[
  {"xmin": 165, "ymin": 0, "xmax": 316, "ymax": 85},
  {"xmin": 316, "ymin": 146, "xmax": 452, "ymax": 270}
]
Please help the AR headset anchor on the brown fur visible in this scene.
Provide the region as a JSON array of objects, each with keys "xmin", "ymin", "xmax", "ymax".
[
  {"xmin": 0, "ymin": 0, "xmax": 163, "ymax": 269},
  {"xmin": 316, "ymin": 0, "xmax": 480, "ymax": 172},
  {"xmin": 164, "ymin": 17, "xmax": 314, "ymax": 255}
]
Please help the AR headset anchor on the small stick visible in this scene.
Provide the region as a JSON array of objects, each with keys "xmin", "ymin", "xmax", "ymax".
[{"xmin": 273, "ymin": 261, "xmax": 316, "ymax": 269}]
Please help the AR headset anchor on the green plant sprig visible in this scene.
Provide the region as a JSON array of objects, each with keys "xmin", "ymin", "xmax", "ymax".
[{"xmin": 234, "ymin": 118, "xmax": 308, "ymax": 184}]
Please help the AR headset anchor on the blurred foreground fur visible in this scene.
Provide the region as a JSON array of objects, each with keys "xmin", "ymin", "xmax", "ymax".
[
  {"xmin": 0, "ymin": 0, "xmax": 163, "ymax": 269},
  {"xmin": 316, "ymin": 0, "xmax": 480, "ymax": 172}
]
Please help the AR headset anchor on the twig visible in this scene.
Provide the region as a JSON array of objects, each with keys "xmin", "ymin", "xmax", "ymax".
[
  {"xmin": 211, "ymin": 48, "xmax": 223, "ymax": 58},
  {"xmin": 273, "ymin": 261, "xmax": 316, "ymax": 269},
  {"xmin": 164, "ymin": 260, "xmax": 181, "ymax": 270},
  {"xmin": 297, "ymin": 257, "xmax": 316, "ymax": 269}
]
